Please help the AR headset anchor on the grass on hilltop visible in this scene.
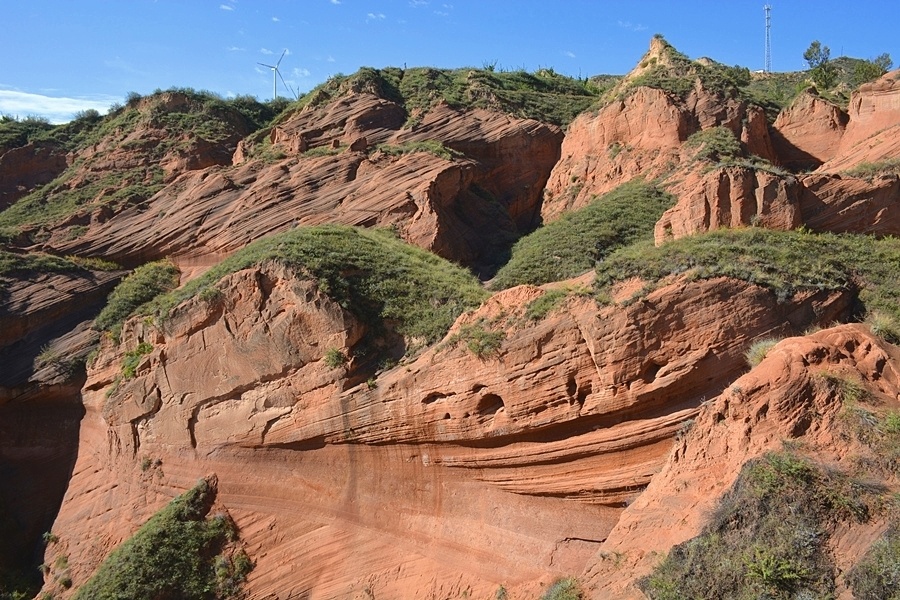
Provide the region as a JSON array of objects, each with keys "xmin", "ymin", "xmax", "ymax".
[
  {"xmin": 292, "ymin": 65, "xmax": 601, "ymax": 128},
  {"xmin": 138, "ymin": 225, "xmax": 488, "ymax": 347},
  {"xmin": 0, "ymin": 90, "xmax": 282, "ymax": 236},
  {"xmin": 489, "ymin": 180, "xmax": 675, "ymax": 290},
  {"xmin": 594, "ymin": 227, "xmax": 900, "ymax": 322}
]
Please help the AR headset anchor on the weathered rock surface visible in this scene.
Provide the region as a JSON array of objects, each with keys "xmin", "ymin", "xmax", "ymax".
[
  {"xmin": 582, "ymin": 325, "xmax": 900, "ymax": 599},
  {"xmin": 41, "ymin": 95, "xmax": 560, "ymax": 274},
  {"xmin": 771, "ymin": 90, "xmax": 848, "ymax": 171},
  {"xmin": 799, "ymin": 171, "xmax": 900, "ymax": 235},
  {"xmin": 0, "ymin": 268, "xmax": 122, "ymax": 396},
  {"xmin": 0, "ymin": 142, "xmax": 69, "ymax": 211},
  {"xmin": 821, "ymin": 69, "xmax": 900, "ymax": 173},
  {"xmin": 655, "ymin": 164, "xmax": 801, "ymax": 243},
  {"xmin": 41, "ymin": 262, "xmax": 852, "ymax": 598},
  {"xmin": 542, "ymin": 39, "xmax": 776, "ymax": 222}
]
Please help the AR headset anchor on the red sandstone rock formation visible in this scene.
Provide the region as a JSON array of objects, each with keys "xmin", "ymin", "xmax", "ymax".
[
  {"xmin": 771, "ymin": 90, "xmax": 848, "ymax": 171},
  {"xmin": 543, "ymin": 39, "xmax": 776, "ymax": 223},
  {"xmin": 0, "ymin": 142, "xmax": 69, "ymax": 210},
  {"xmin": 43, "ymin": 95, "xmax": 560, "ymax": 273},
  {"xmin": 582, "ymin": 324, "xmax": 900, "ymax": 599},
  {"xmin": 821, "ymin": 69, "xmax": 900, "ymax": 173},
  {"xmin": 655, "ymin": 164, "xmax": 801, "ymax": 244},
  {"xmin": 40, "ymin": 261, "xmax": 851, "ymax": 598}
]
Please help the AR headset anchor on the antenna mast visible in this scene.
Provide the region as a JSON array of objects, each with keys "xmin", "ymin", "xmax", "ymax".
[{"xmin": 764, "ymin": 4, "xmax": 772, "ymax": 73}]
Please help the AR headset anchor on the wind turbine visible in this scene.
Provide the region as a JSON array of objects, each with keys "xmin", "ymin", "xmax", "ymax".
[{"xmin": 258, "ymin": 50, "xmax": 288, "ymax": 100}]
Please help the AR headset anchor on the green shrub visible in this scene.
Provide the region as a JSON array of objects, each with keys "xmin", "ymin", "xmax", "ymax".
[
  {"xmin": 375, "ymin": 140, "xmax": 460, "ymax": 161},
  {"xmin": 524, "ymin": 288, "xmax": 568, "ymax": 321},
  {"xmin": 144, "ymin": 225, "xmax": 487, "ymax": 347},
  {"xmin": 868, "ymin": 310, "xmax": 900, "ymax": 344},
  {"xmin": 323, "ymin": 348, "xmax": 348, "ymax": 368},
  {"xmin": 73, "ymin": 479, "xmax": 249, "ymax": 600},
  {"xmin": 93, "ymin": 261, "xmax": 180, "ymax": 334},
  {"xmin": 685, "ymin": 126, "xmax": 742, "ymax": 163},
  {"xmin": 447, "ymin": 320, "xmax": 505, "ymax": 358},
  {"xmin": 640, "ymin": 451, "xmax": 876, "ymax": 600},
  {"xmin": 846, "ymin": 158, "xmax": 900, "ymax": 178},
  {"xmin": 490, "ymin": 180, "xmax": 674, "ymax": 289},
  {"xmin": 540, "ymin": 577, "xmax": 582, "ymax": 600},
  {"xmin": 745, "ymin": 337, "xmax": 781, "ymax": 367},
  {"xmin": 121, "ymin": 342, "xmax": 153, "ymax": 379},
  {"xmin": 847, "ymin": 527, "xmax": 900, "ymax": 600},
  {"xmin": 818, "ymin": 371, "xmax": 869, "ymax": 405}
]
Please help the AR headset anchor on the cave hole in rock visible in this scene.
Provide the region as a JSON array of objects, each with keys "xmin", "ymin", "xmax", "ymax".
[
  {"xmin": 475, "ymin": 393, "xmax": 505, "ymax": 417},
  {"xmin": 642, "ymin": 361, "xmax": 664, "ymax": 383},
  {"xmin": 443, "ymin": 413, "xmax": 451, "ymax": 420},
  {"xmin": 422, "ymin": 391, "xmax": 448, "ymax": 405},
  {"xmin": 576, "ymin": 381, "xmax": 592, "ymax": 406},
  {"xmin": 566, "ymin": 374, "xmax": 577, "ymax": 399},
  {"xmin": 471, "ymin": 383, "xmax": 487, "ymax": 393}
]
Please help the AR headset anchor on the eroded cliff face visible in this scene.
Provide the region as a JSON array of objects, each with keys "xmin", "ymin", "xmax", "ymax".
[
  {"xmin": 41, "ymin": 95, "xmax": 561, "ymax": 275},
  {"xmin": 39, "ymin": 260, "xmax": 853, "ymax": 598},
  {"xmin": 583, "ymin": 325, "xmax": 900, "ymax": 599},
  {"xmin": 547, "ymin": 61, "xmax": 900, "ymax": 245},
  {"xmin": 6, "ymin": 44, "xmax": 900, "ymax": 600},
  {"xmin": 542, "ymin": 84, "xmax": 773, "ymax": 222}
]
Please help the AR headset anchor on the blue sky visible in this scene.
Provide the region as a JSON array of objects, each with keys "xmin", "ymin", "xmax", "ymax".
[{"xmin": 2, "ymin": 0, "xmax": 898, "ymax": 123}]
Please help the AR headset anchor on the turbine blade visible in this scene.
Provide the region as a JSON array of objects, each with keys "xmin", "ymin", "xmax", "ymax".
[
  {"xmin": 277, "ymin": 69, "xmax": 295, "ymax": 100},
  {"xmin": 276, "ymin": 49, "xmax": 287, "ymax": 68},
  {"xmin": 258, "ymin": 62, "xmax": 276, "ymax": 69}
]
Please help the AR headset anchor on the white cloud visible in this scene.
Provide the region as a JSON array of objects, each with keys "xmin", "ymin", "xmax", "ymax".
[
  {"xmin": 565, "ymin": 50, "xmax": 576, "ymax": 58},
  {"xmin": 0, "ymin": 90, "xmax": 118, "ymax": 124},
  {"xmin": 260, "ymin": 48, "xmax": 274, "ymax": 55},
  {"xmin": 227, "ymin": 46, "xmax": 245, "ymax": 52},
  {"xmin": 326, "ymin": 55, "xmax": 336, "ymax": 62},
  {"xmin": 366, "ymin": 12, "xmax": 386, "ymax": 21},
  {"xmin": 330, "ymin": 0, "xmax": 341, "ymax": 4},
  {"xmin": 617, "ymin": 20, "xmax": 647, "ymax": 32},
  {"xmin": 272, "ymin": 16, "xmax": 279, "ymax": 22},
  {"xmin": 219, "ymin": 4, "xmax": 234, "ymax": 10},
  {"xmin": 409, "ymin": 0, "xmax": 428, "ymax": 6},
  {"xmin": 293, "ymin": 67, "xmax": 311, "ymax": 77}
]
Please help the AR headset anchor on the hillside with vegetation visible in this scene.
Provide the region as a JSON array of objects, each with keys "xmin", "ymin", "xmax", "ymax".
[{"xmin": 1, "ymin": 35, "xmax": 900, "ymax": 600}]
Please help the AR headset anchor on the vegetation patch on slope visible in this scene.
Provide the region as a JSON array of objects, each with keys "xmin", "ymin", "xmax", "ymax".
[
  {"xmin": 93, "ymin": 260, "xmax": 180, "ymax": 335},
  {"xmin": 594, "ymin": 228, "xmax": 900, "ymax": 321},
  {"xmin": 147, "ymin": 225, "xmax": 488, "ymax": 346},
  {"xmin": 0, "ymin": 90, "xmax": 279, "ymax": 237},
  {"xmin": 490, "ymin": 180, "xmax": 674, "ymax": 290},
  {"xmin": 293, "ymin": 65, "xmax": 600, "ymax": 127},
  {"xmin": 640, "ymin": 451, "xmax": 880, "ymax": 600},
  {"xmin": 609, "ymin": 36, "xmax": 892, "ymax": 122},
  {"xmin": 73, "ymin": 478, "xmax": 251, "ymax": 600}
]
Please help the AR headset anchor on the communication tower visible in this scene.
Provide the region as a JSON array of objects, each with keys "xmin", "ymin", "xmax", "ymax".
[{"xmin": 764, "ymin": 4, "xmax": 772, "ymax": 73}]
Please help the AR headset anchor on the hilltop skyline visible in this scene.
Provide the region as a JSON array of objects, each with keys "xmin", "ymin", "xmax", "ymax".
[{"xmin": 3, "ymin": 0, "xmax": 898, "ymax": 123}]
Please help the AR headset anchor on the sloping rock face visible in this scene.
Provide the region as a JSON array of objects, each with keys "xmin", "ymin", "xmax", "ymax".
[
  {"xmin": 42, "ymin": 95, "xmax": 561, "ymax": 274},
  {"xmin": 821, "ymin": 69, "xmax": 900, "ymax": 172},
  {"xmin": 771, "ymin": 90, "xmax": 848, "ymax": 171},
  {"xmin": 582, "ymin": 325, "xmax": 900, "ymax": 599},
  {"xmin": 0, "ymin": 142, "xmax": 69, "ymax": 211},
  {"xmin": 655, "ymin": 165, "xmax": 802, "ymax": 243},
  {"xmin": 799, "ymin": 172, "xmax": 900, "ymax": 234},
  {"xmin": 0, "ymin": 267, "xmax": 121, "ymax": 592},
  {"xmin": 543, "ymin": 81, "xmax": 774, "ymax": 222},
  {"xmin": 42, "ymin": 262, "xmax": 852, "ymax": 598}
]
